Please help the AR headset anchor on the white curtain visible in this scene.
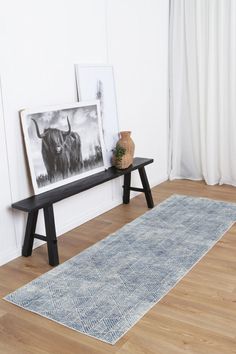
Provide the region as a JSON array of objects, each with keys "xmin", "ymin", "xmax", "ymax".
[{"xmin": 169, "ymin": 0, "xmax": 236, "ymax": 186}]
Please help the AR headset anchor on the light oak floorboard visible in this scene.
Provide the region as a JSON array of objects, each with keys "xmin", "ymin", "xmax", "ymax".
[{"xmin": 0, "ymin": 180, "xmax": 236, "ymax": 353}]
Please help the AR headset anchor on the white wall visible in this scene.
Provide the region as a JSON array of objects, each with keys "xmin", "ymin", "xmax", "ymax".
[
  {"xmin": 107, "ymin": 0, "xmax": 169, "ymax": 185},
  {"xmin": 0, "ymin": 0, "xmax": 169, "ymax": 265}
]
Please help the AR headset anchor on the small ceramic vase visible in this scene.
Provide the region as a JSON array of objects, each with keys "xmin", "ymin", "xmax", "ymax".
[{"xmin": 113, "ymin": 131, "xmax": 135, "ymax": 169}]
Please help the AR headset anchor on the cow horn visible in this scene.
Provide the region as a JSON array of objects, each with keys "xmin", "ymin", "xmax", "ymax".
[
  {"xmin": 63, "ymin": 117, "xmax": 71, "ymax": 136},
  {"xmin": 31, "ymin": 119, "xmax": 47, "ymax": 139}
]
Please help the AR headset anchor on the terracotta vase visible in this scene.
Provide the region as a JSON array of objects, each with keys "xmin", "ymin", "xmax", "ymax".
[{"xmin": 113, "ymin": 131, "xmax": 135, "ymax": 169}]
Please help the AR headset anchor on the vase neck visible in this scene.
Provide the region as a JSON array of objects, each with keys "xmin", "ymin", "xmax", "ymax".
[{"xmin": 120, "ymin": 131, "xmax": 131, "ymax": 138}]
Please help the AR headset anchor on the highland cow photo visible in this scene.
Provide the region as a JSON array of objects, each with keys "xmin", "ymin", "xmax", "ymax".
[{"xmin": 21, "ymin": 101, "xmax": 106, "ymax": 194}]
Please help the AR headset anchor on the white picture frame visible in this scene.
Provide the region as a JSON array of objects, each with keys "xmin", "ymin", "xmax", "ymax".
[
  {"xmin": 21, "ymin": 101, "xmax": 106, "ymax": 195},
  {"xmin": 75, "ymin": 64, "xmax": 120, "ymax": 167}
]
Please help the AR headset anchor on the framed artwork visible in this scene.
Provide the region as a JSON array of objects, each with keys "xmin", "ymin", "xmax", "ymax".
[
  {"xmin": 75, "ymin": 64, "xmax": 120, "ymax": 167},
  {"xmin": 21, "ymin": 101, "xmax": 106, "ymax": 195}
]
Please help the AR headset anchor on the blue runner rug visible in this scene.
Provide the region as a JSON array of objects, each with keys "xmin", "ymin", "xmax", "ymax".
[{"xmin": 4, "ymin": 195, "xmax": 236, "ymax": 344}]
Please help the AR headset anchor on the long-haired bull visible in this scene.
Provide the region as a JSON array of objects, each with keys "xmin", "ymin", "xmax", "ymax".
[{"xmin": 32, "ymin": 117, "xmax": 83, "ymax": 182}]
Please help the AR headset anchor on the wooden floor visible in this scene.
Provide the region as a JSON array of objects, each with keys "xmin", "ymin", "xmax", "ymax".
[{"xmin": 0, "ymin": 180, "xmax": 236, "ymax": 354}]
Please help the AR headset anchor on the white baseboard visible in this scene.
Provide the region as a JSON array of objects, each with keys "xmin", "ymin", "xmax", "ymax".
[
  {"xmin": 0, "ymin": 248, "xmax": 22, "ymax": 266},
  {"xmin": 0, "ymin": 175, "xmax": 168, "ymax": 266},
  {"xmin": 150, "ymin": 174, "xmax": 169, "ymax": 188}
]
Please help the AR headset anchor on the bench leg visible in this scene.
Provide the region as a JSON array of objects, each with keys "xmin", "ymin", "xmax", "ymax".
[
  {"xmin": 43, "ymin": 205, "xmax": 59, "ymax": 266},
  {"xmin": 22, "ymin": 210, "xmax": 39, "ymax": 257},
  {"xmin": 138, "ymin": 166, "xmax": 154, "ymax": 208},
  {"xmin": 123, "ymin": 172, "xmax": 131, "ymax": 204}
]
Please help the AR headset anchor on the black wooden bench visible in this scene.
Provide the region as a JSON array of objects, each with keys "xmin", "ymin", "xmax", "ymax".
[{"xmin": 12, "ymin": 157, "xmax": 154, "ymax": 266}]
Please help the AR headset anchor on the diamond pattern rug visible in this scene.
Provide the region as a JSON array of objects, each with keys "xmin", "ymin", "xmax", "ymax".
[{"xmin": 4, "ymin": 195, "xmax": 236, "ymax": 344}]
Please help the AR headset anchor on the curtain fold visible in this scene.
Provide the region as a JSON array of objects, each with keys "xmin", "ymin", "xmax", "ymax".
[{"xmin": 169, "ymin": 0, "xmax": 236, "ymax": 186}]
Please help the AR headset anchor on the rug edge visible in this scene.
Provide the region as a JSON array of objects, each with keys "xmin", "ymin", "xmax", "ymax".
[{"xmin": 3, "ymin": 296, "xmax": 118, "ymax": 345}]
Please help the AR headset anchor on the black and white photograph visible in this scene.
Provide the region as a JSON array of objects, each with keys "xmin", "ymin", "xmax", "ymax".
[
  {"xmin": 21, "ymin": 101, "xmax": 106, "ymax": 194},
  {"xmin": 76, "ymin": 65, "xmax": 120, "ymax": 167}
]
